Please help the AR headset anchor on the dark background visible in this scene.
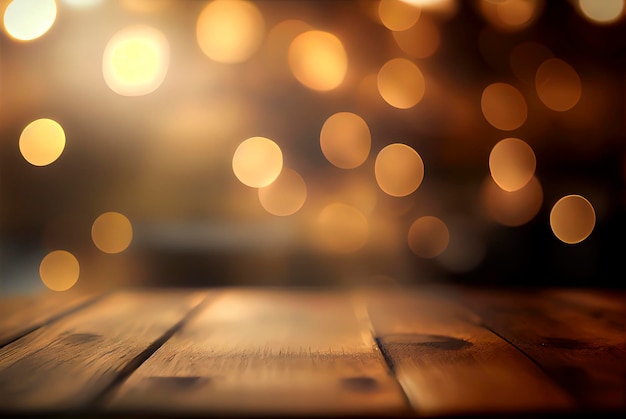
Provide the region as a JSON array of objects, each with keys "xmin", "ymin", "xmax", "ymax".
[{"xmin": 1, "ymin": 0, "xmax": 625, "ymax": 293}]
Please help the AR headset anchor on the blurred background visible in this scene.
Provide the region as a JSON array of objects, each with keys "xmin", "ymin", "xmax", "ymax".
[{"xmin": 0, "ymin": 0, "xmax": 624, "ymax": 294}]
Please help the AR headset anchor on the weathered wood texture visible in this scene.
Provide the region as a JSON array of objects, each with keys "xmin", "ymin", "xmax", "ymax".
[
  {"xmin": 454, "ymin": 287, "xmax": 626, "ymax": 411},
  {"xmin": 360, "ymin": 287, "xmax": 575, "ymax": 416},
  {"xmin": 0, "ymin": 289, "xmax": 207, "ymax": 411},
  {"xmin": 0, "ymin": 290, "xmax": 99, "ymax": 347},
  {"xmin": 109, "ymin": 289, "xmax": 408, "ymax": 416}
]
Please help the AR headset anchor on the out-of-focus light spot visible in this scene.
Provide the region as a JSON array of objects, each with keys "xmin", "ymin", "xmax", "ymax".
[
  {"xmin": 258, "ymin": 168, "xmax": 307, "ymax": 216},
  {"xmin": 288, "ymin": 30, "xmax": 347, "ymax": 91},
  {"xmin": 437, "ymin": 217, "xmax": 485, "ymax": 273},
  {"xmin": 578, "ymin": 0, "xmax": 624, "ymax": 24},
  {"xmin": 401, "ymin": 0, "xmax": 459, "ymax": 19},
  {"xmin": 392, "ymin": 15, "xmax": 440, "ymax": 59},
  {"xmin": 375, "ymin": 143, "xmax": 424, "ymax": 197},
  {"xmin": 313, "ymin": 203, "xmax": 369, "ymax": 253},
  {"xmin": 40, "ymin": 250, "xmax": 79, "ymax": 292},
  {"xmin": 407, "ymin": 216, "xmax": 449, "ymax": 258},
  {"xmin": 19, "ymin": 118, "xmax": 66, "ymax": 166},
  {"xmin": 481, "ymin": 82, "xmax": 527, "ymax": 131},
  {"xmin": 509, "ymin": 42, "xmax": 553, "ymax": 84},
  {"xmin": 550, "ymin": 194, "xmax": 595, "ymax": 244},
  {"xmin": 320, "ymin": 112, "xmax": 371, "ymax": 169},
  {"xmin": 232, "ymin": 136, "xmax": 283, "ymax": 188},
  {"xmin": 196, "ymin": 0, "xmax": 265, "ymax": 64},
  {"xmin": 377, "ymin": 58, "xmax": 425, "ymax": 109},
  {"xmin": 535, "ymin": 58, "xmax": 582, "ymax": 111},
  {"xmin": 265, "ymin": 19, "xmax": 312, "ymax": 77},
  {"xmin": 489, "ymin": 138, "xmax": 536, "ymax": 192},
  {"xmin": 481, "ymin": 175, "xmax": 543, "ymax": 226},
  {"xmin": 102, "ymin": 25, "xmax": 169, "ymax": 96},
  {"xmin": 61, "ymin": 0, "xmax": 102, "ymax": 8},
  {"xmin": 477, "ymin": 0, "xmax": 543, "ymax": 31},
  {"xmin": 91, "ymin": 212, "xmax": 133, "ymax": 254},
  {"xmin": 379, "ymin": 0, "xmax": 421, "ymax": 31},
  {"xmin": 3, "ymin": 0, "xmax": 56, "ymax": 41}
]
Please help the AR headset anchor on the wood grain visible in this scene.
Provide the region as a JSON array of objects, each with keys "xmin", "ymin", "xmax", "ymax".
[
  {"xmin": 108, "ymin": 288, "xmax": 408, "ymax": 416},
  {"xmin": 0, "ymin": 289, "xmax": 207, "ymax": 411},
  {"xmin": 0, "ymin": 290, "xmax": 100, "ymax": 348},
  {"xmin": 360, "ymin": 287, "xmax": 574, "ymax": 416},
  {"xmin": 455, "ymin": 287, "xmax": 626, "ymax": 411}
]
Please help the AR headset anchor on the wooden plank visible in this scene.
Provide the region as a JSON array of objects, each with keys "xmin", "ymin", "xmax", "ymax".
[
  {"xmin": 361, "ymin": 286, "xmax": 574, "ymax": 417},
  {"xmin": 455, "ymin": 287, "xmax": 626, "ymax": 411},
  {"xmin": 108, "ymin": 288, "xmax": 408, "ymax": 416},
  {"xmin": 0, "ymin": 290, "xmax": 101, "ymax": 347},
  {"xmin": 0, "ymin": 289, "xmax": 207, "ymax": 411}
]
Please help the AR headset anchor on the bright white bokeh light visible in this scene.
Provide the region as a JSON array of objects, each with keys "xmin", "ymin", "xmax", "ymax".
[{"xmin": 3, "ymin": 0, "xmax": 57, "ymax": 41}]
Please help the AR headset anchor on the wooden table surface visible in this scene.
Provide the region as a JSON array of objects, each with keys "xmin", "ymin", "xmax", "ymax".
[{"xmin": 0, "ymin": 285, "xmax": 624, "ymax": 418}]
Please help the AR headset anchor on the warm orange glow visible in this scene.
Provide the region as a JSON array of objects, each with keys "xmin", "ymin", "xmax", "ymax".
[
  {"xmin": 578, "ymin": 0, "xmax": 624, "ymax": 24},
  {"xmin": 392, "ymin": 15, "xmax": 440, "ymax": 59},
  {"xmin": 377, "ymin": 58, "xmax": 426, "ymax": 109},
  {"xmin": 489, "ymin": 138, "xmax": 536, "ymax": 192},
  {"xmin": 40, "ymin": 250, "xmax": 80, "ymax": 292},
  {"xmin": 91, "ymin": 212, "xmax": 133, "ymax": 254},
  {"xmin": 19, "ymin": 118, "xmax": 66, "ymax": 166},
  {"xmin": 313, "ymin": 203, "xmax": 369, "ymax": 253},
  {"xmin": 320, "ymin": 112, "xmax": 371, "ymax": 169},
  {"xmin": 379, "ymin": 0, "xmax": 421, "ymax": 31},
  {"xmin": 550, "ymin": 195, "xmax": 595, "ymax": 244},
  {"xmin": 481, "ymin": 82, "xmax": 527, "ymax": 131},
  {"xmin": 536, "ymin": 58, "xmax": 582, "ymax": 111},
  {"xmin": 265, "ymin": 19, "xmax": 312, "ymax": 77},
  {"xmin": 407, "ymin": 216, "xmax": 450, "ymax": 258},
  {"xmin": 196, "ymin": 0, "xmax": 265, "ymax": 64},
  {"xmin": 102, "ymin": 25, "xmax": 169, "ymax": 96},
  {"xmin": 3, "ymin": 0, "xmax": 56, "ymax": 41},
  {"xmin": 375, "ymin": 143, "xmax": 424, "ymax": 197},
  {"xmin": 509, "ymin": 42, "xmax": 553, "ymax": 84},
  {"xmin": 232, "ymin": 137, "xmax": 284, "ymax": 188},
  {"xmin": 478, "ymin": 0, "xmax": 543, "ymax": 31},
  {"xmin": 482, "ymin": 175, "xmax": 543, "ymax": 226},
  {"xmin": 258, "ymin": 168, "xmax": 307, "ymax": 216},
  {"xmin": 288, "ymin": 30, "xmax": 348, "ymax": 91}
]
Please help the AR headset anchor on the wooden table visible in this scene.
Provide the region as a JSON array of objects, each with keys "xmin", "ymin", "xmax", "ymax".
[{"xmin": 0, "ymin": 285, "xmax": 624, "ymax": 417}]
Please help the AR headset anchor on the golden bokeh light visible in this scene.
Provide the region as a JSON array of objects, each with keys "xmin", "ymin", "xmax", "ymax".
[
  {"xmin": 489, "ymin": 138, "xmax": 536, "ymax": 192},
  {"xmin": 478, "ymin": 0, "xmax": 543, "ymax": 31},
  {"xmin": 578, "ymin": 0, "xmax": 624, "ymax": 24},
  {"xmin": 535, "ymin": 58, "xmax": 582, "ymax": 111},
  {"xmin": 258, "ymin": 167, "xmax": 307, "ymax": 216},
  {"xmin": 509, "ymin": 41, "xmax": 553, "ymax": 84},
  {"xmin": 232, "ymin": 136, "xmax": 284, "ymax": 188},
  {"xmin": 19, "ymin": 118, "xmax": 66, "ymax": 166},
  {"xmin": 196, "ymin": 0, "xmax": 265, "ymax": 64},
  {"xmin": 39, "ymin": 250, "xmax": 80, "ymax": 292},
  {"xmin": 288, "ymin": 30, "xmax": 348, "ymax": 91},
  {"xmin": 377, "ymin": 58, "xmax": 426, "ymax": 109},
  {"xmin": 3, "ymin": 0, "xmax": 56, "ymax": 41},
  {"xmin": 320, "ymin": 112, "xmax": 371, "ymax": 169},
  {"xmin": 102, "ymin": 25, "xmax": 169, "ymax": 96},
  {"xmin": 91, "ymin": 212, "xmax": 133, "ymax": 254},
  {"xmin": 375, "ymin": 143, "xmax": 425, "ymax": 197},
  {"xmin": 482, "ymin": 175, "xmax": 543, "ymax": 226},
  {"xmin": 265, "ymin": 19, "xmax": 312, "ymax": 77},
  {"xmin": 407, "ymin": 216, "xmax": 450, "ymax": 258},
  {"xmin": 481, "ymin": 82, "xmax": 527, "ymax": 131},
  {"xmin": 379, "ymin": 0, "xmax": 421, "ymax": 31},
  {"xmin": 313, "ymin": 203, "xmax": 369, "ymax": 253},
  {"xmin": 550, "ymin": 194, "xmax": 595, "ymax": 244},
  {"xmin": 392, "ymin": 15, "xmax": 440, "ymax": 59}
]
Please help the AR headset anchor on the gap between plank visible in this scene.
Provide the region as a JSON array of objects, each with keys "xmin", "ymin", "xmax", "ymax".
[
  {"xmin": 90, "ymin": 292, "xmax": 213, "ymax": 409},
  {"xmin": 350, "ymin": 292, "xmax": 414, "ymax": 413},
  {"xmin": 0, "ymin": 291, "xmax": 112, "ymax": 350}
]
